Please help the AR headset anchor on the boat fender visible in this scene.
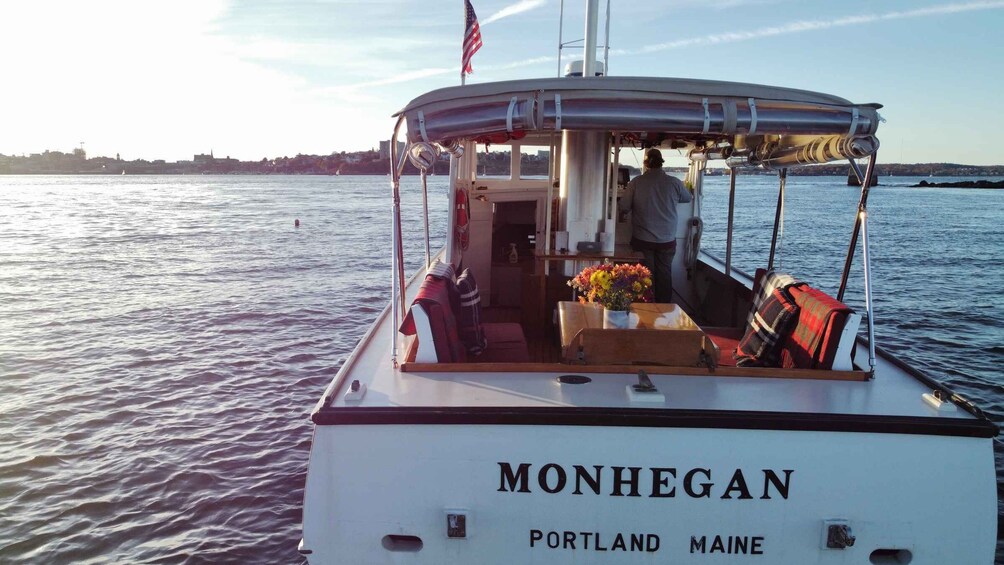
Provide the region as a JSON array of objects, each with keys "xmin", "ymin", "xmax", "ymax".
[
  {"xmin": 455, "ymin": 187, "xmax": 471, "ymax": 251},
  {"xmin": 685, "ymin": 216, "xmax": 702, "ymax": 277}
]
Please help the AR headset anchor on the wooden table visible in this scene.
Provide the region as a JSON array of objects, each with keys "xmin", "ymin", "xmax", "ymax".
[{"xmin": 557, "ymin": 301, "xmax": 717, "ymax": 366}]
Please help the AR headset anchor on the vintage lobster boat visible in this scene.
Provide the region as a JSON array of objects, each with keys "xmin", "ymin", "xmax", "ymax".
[{"xmin": 300, "ymin": 3, "xmax": 998, "ymax": 563}]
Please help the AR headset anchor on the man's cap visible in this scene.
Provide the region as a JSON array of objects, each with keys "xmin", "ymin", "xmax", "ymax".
[{"xmin": 644, "ymin": 148, "xmax": 664, "ymax": 167}]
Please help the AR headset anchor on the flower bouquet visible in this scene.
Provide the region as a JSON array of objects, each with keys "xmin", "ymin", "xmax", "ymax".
[{"xmin": 568, "ymin": 263, "xmax": 654, "ymax": 313}]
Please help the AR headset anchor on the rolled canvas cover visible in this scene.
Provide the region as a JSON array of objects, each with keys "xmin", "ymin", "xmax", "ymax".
[{"xmin": 397, "ymin": 76, "xmax": 882, "ymax": 160}]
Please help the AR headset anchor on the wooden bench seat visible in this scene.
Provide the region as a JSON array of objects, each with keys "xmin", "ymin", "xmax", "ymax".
[
  {"xmin": 400, "ymin": 274, "xmax": 530, "ymax": 364},
  {"xmin": 705, "ymin": 270, "xmax": 861, "ymax": 371}
]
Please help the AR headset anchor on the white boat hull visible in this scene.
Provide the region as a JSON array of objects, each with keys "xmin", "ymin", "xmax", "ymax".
[{"xmin": 302, "ymin": 422, "xmax": 996, "ymax": 564}]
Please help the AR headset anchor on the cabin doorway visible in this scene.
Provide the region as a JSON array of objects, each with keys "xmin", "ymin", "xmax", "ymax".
[{"xmin": 490, "ymin": 200, "xmax": 537, "ymax": 307}]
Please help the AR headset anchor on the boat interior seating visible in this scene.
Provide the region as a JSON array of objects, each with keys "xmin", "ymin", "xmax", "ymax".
[
  {"xmin": 399, "ymin": 270, "xmax": 530, "ymax": 364},
  {"xmin": 703, "ymin": 269, "xmax": 861, "ymax": 371}
]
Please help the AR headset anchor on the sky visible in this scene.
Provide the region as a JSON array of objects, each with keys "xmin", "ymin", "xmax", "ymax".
[{"xmin": 2, "ymin": 0, "xmax": 1003, "ymax": 165}]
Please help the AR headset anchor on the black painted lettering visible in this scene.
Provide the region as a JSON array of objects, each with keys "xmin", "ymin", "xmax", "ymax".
[
  {"xmin": 631, "ymin": 533, "xmax": 644, "ymax": 551},
  {"xmin": 538, "ymin": 463, "xmax": 567, "ymax": 494},
  {"xmin": 611, "ymin": 466, "xmax": 642, "ymax": 497},
  {"xmin": 498, "ymin": 462, "xmax": 531, "ymax": 493},
  {"xmin": 580, "ymin": 532, "xmax": 593, "ymax": 549},
  {"xmin": 646, "ymin": 534, "xmax": 660, "ymax": 552},
  {"xmin": 751, "ymin": 536, "xmax": 764, "ymax": 555},
  {"xmin": 710, "ymin": 535, "xmax": 725, "ymax": 553},
  {"xmin": 563, "ymin": 531, "xmax": 576, "ymax": 549},
  {"xmin": 720, "ymin": 469, "xmax": 753, "ymax": 499},
  {"xmin": 690, "ymin": 535, "xmax": 706, "ymax": 553},
  {"xmin": 572, "ymin": 465, "xmax": 602, "ymax": 495},
  {"xmin": 761, "ymin": 469, "xmax": 793, "ymax": 499},
  {"xmin": 547, "ymin": 531, "xmax": 559, "ymax": 549},
  {"xmin": 684, "ymin": 468, "xmax": 713, "ymax": 498},
  {"xmin": 735, "ymin": 535, "xmax": 748, "ymax": 554},
  {"xmin": 612, "ymin": 533, "xmax": 626, "ymax": 551},
  {"xmin": 650, "ymin": 467, "xmax": 677, "ymax": 498},
  {"xmin": 530, "ymin": 529, "xmax": 542, "ymax": 547},
  {"xmin": 596, "ymin": 533, "xmax": 607, "ymax": 551}
]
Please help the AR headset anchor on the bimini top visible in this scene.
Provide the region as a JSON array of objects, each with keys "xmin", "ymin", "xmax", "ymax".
[{"xmin": 395, "ymin": 76, "xmax": 883, "ymax": 166}]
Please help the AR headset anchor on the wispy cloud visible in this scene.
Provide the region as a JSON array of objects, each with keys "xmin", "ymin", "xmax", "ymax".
[
  {"xmin": 334, "ymin": 0, "xmax": 1004, "ymax": 89},
  {"xmin": 628, "ymin": 1, "xmax": 1004, "ymax": 54},
  {"xmin": 482, "ymin": 0, "xmax": 547, "ymax": 25},
  {"xmin": 484, "ymin": 55, "xmax": 557, "ymax": 71},
  {"xmin": 709, "ymin": 0, "xmax": 787, "ymax": 9},
  {"xmin": 328, "ymin": 67, "xmax": 455, "ymax": 92}
]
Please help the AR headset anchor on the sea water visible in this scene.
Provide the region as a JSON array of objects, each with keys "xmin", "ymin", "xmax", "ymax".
[{"xmin": 0, "ymin": 174, "xmax": 1001, "ymax": 563}]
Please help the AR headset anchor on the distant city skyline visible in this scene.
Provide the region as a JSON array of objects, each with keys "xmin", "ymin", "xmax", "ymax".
[{"xmin": 3, "ymin": 1, "xmax": 1004, "ymax": 166}]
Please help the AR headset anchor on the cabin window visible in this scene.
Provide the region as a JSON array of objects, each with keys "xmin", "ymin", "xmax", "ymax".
[
  {"xmin": 519, "ymin": 145, "xmax": 551, "ymax": 179},
  {"xmin": 475, "ymin": 144, "xmax": 512, "ymax": 179}
]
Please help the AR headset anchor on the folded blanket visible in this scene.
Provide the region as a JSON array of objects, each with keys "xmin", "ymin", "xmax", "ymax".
[
  {"xmin": 748, "ymin": 269, "xmax": 799, "ymax": 328},
  {"xmin": 399, "ymin": 275, "xmax": 467, "ymax": 363},
  {"xmin": 781, "ymin": 285, "xmax": 852, "ymax": 370},
  {"xmin": 736, "ymin": 287, "xmax": 799, "ymax": 367}
]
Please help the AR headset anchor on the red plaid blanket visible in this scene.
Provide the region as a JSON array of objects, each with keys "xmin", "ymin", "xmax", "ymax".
[
  {"xmin": 781, "ymin": 285, "xmax": 851, "ymax": 370},
  {"xmin": 399, "ymin": 276, "xmax": 467, "ymax": 363}
]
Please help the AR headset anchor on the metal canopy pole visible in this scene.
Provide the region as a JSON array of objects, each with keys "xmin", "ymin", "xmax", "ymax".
[
  {"xmin": 725, "ymin": 167, "xmax": 737, "ymax": 276},
  {"xmin": 388, "ymin": 117, "xmax": 406, "ymax": 366},
  {"xmin": 767, "ymin": 168, "xmax": 787, "ymax": 270},
  {"xmin": 861, "ymin": 198, "xmax": 878, "ymax": 375},
  {"xmin": 837, "ymin": 154, "xmax": 877, "ymax": 302},
  {"xmin": 420, "ymin": 169, "xmax": 431, "ymax": 268},
  {"xmin": 841, "ymin": 152, "xmax": 879, "ymax": 375}
]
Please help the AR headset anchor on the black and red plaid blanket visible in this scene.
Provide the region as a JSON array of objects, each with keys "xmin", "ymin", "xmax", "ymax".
[{"xmin": 781, "ymin": 285, "xmax": 852, "ymax": 369}]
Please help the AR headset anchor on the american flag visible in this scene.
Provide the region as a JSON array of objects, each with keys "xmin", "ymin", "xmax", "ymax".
[{"xmin": 462, "ymin": 0, "xmax": 482, "ymax": 76}]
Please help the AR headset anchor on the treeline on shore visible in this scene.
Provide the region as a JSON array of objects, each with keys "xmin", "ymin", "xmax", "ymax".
[{"xmin": 2, "ymin": 149, "xmax": 1002, "ymax": 178}]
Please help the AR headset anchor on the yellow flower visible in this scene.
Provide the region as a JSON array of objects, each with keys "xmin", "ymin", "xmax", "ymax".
[{"xmin": 590, "ymin": 270, "xmax": 611, "ymax": 290}]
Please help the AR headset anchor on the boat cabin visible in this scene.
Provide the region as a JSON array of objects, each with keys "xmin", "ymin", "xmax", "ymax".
[{"xmin": 389, "ymin": 76, "xmax": 880, "ymax": 380}]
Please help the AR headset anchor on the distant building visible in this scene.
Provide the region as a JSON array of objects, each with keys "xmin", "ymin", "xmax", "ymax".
[
  {"xmin": 378, "ymin": 140, "xmax": 405, "ymax": 160},
  {"xmin": 194, "ymin": 150, "xmax": 215, "ymax": 164}
]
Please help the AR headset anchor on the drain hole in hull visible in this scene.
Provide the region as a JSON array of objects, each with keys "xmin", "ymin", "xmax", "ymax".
[
  {"xmin": 869, "ymin": 548, "xmax": 912, "ymax": 564},
  {"xmin": 382, "ymin": 535, "xmax": 424, "ymax": 552}
]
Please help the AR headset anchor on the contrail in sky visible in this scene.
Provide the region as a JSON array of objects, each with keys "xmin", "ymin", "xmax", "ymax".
[
  {"xmin": 630, "ymin": 1, "xmax": 1004, "ymax": 54},
  {"xmin": 482, "ymin": 0, "xmax": 547, "ymax": 25},
  {"xmin": 337, "ymin": 1, "xmax": 1003, "ymax": 90}
]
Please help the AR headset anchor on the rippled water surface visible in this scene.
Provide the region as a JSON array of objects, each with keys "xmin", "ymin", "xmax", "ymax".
[{"xmin": 0, "ymin": 174, "xmax": 1001, "ymax": 563}]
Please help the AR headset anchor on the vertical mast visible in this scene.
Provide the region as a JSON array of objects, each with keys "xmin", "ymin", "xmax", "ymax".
[
  {"xmin": 582, "ymin": 0, "xmax": 599, "ymax": 77},
  {"xmin": 556, "ymin": 0, "xmax": 565, "ymax": 77}
]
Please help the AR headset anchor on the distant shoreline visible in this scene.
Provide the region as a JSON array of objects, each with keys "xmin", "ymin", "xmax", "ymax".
[
  {"xmin": 911, "ymin": 179, "xmax": 1004, "ymax": 189},
  {"xmin": 4, "ymin": 149, "xmax": 1004, "ymax": 178}
]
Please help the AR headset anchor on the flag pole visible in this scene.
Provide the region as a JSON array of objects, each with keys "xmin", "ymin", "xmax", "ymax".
[
  {"xmin": 461, "ymin": 0, "xmax": 466, "ymax": 86},
  {"xmin": 461, "ymin": 0, "xmax": 482, "ymax": 86}
]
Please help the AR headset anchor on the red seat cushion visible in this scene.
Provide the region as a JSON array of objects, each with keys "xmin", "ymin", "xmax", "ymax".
[
  {"xmin": 702, "ymin": 327, "xmax": 744, "ymax": 367},
  {"xmin": 476, "ymin": 323, "xmax": 530, "ymax": 363}
]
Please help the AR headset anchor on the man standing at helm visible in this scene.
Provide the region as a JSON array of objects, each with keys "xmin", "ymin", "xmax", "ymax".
[{"xmin": 627, "ymin": 148, "xmax": 692, "ymax": 303}]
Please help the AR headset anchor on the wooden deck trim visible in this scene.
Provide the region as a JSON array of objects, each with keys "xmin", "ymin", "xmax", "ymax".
[{"xmin": 398, "ymin": 361, "xmax": 868, "ymax": 381}]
